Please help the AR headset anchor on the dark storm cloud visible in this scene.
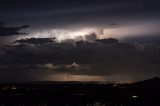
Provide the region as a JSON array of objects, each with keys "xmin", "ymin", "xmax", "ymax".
[
  {"xmin": 0, "ymin": 0, "xmax": 160, "ymax": 28},
  {"xmin": 123, "ymin": 35, "xmax": 160, "ymax": 45},
  {"xmin": 0, "ymin": 22, "xmax": 30, "ymax": 36},
  {"xmin": 85, "ymin": 33, "xmax": 97, "ymax": 42},
  {"xmin": 1, "ymin": 37, "xmax": 160, "ymax": 81},
  {"xmin": 14, "ymin": 37, "xmax": 56, "ymax": 45}
]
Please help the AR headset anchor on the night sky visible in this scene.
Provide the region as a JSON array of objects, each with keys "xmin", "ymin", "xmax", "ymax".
[{"xmin": 0, "ymin": 0, "xmax": 160, "ymax": 83}]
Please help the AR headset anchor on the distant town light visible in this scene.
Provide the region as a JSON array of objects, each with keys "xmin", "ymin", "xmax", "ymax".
[
  {"xmin": 131, "ymin": 95, "xmax": 138, "ymax": 98},
  {"xmin": 11, "ymin": 86, "xmax": 17, "ymax": 90}
]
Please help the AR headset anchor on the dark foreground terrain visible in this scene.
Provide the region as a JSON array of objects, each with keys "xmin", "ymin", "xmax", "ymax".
[{"xmin": 0, "ymin": 77, "xmax": 160, "ymax": 106}]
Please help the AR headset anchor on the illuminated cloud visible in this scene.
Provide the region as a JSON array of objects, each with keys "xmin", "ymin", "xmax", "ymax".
[{"xmin": 0, "ymin": 0, "xmax": 160, "ymax": 44}]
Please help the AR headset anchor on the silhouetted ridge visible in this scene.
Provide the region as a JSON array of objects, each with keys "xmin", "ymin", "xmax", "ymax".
[{"xmin": 133, "ymin": 77, "xmax": 160, "ymax": 88}]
